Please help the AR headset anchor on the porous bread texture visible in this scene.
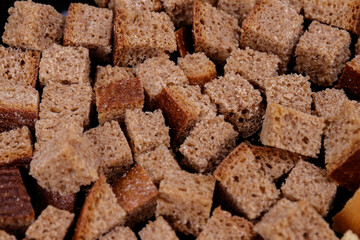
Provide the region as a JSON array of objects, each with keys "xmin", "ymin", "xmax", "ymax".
[
  {"xmin": 0, "ymin": 168, "xmax": 35, "ymax": 235},
  {"xmin": 295, "ymin": 21, "xmax": 351, "ymax": 86},
  {"xmin": 39, "ymin": 44, "xmax": 90, "ymax": 86},
  {"xmin": 341, "ymin": 231, "xmax": 360, "ymax": 240},
  {"xmin": 0, "ymin": 127, "xmax": 32, "ymax": 167},
  {"xmin": 30, "ymin": 126, "xmax": 99, "ymax": 195},
  {"xmin": 339, "ymin": 55, "xmax": 360, "ymax": 99},
  {"xmin": 109, "ymin": 0, "xmax": 161, "ymax": 12},
  {"xmin": 265, "ymin": 74, "xmax": 312, "ymax": 114},
  {"xmin": 139, "ymin": 216, "xmax": 179, "ymax": 240},
  {"xmin": 0, "ymin": 81, "xmax": 39, "ymax": 132},
  {"xmin": 156, "ymin": 84, "xmax": 216, "ymax": 144},
  {"xmin": 2, "ymin": 1, "xmax": 65, "ymax": 51},
  {"xmin": 112, "ymin": 165, "xmax": 158, "ymax": 226},
  {"xmin": 135, "ymin": 144, "xmax": 181, "ymax": 186},
  {"xmin": 162, "ymin": 0, "xmax": 217, "ymax": 26},
  {"xmin": 324, "ymin": 100, "xmax": 360, "ymax": 192},
  {"xmin": 94, "ymin": 0, "xmax": 110, "ymax": 8},
  {"xmin": 280, "ymin": 0, "xmax": 304, "ymax": 13},
  {"xmin": 156, "ymin": 170, "xmax": 216, "ymax": 236},
  {"xmin": 193, "ymin": 0, "xmax": 240, "ymax": 63},
  {"xmin": 39, "ymin": 82, "xmax": 92, "ymax": 127},
  {"xmin": 204, "ymin": 73, "xmax": 264, "ymax": 138},
  {"xmin": 312, "ymin": 89, "xmax": 349, "ymax": 120},
  {"xmin": 99, "ymin": 226, "xmax": 137, "ymax": 240},
  {"xmin": 214, "ymin": 143, "xmax": 280, "ymax": 220},
  {"xmin": 248, "ymin": 144, "xmax": 303, "ymax": 181},
  {"xmin": 63, "ymin": 3, "xmax": 113, "ymax": 60},
  {"xmin": 281, "ymin": 160, "xmax": 337, "ymax": 216},
  {"xmin": 84, "ymin": 121, "xmax": 133, "ymax": 182},
  {"xmin": 136, "ymin": 55, "xmax": 188, "ymax": 105},
  {"xmin": 260, "ymin": 103, "xmax": 325, "ymax": 158},
  {"xmin": 179, "ymin": 115, "xmax": 238, "ymax": 173},
  {"xmin": 113, "ymin": 9, "xmax": 176, "ymax": 67},
  {"xmin": 94, "ymin": 65, "xmax": 134, "ymax": 89},
  {"xmin": 303, "ymin": 0, "xmax": 360, "ymax": 35},
  {"xmin": 254, "ymin": 199, "xmax": 338, "ymax": 240},
  {"xmin": 240, "ymin": 0, "xmax": 303, "ymax": 73},
  {"xmin": 177, "ymin": 52, "xmax": 217, "ymax": 86},
  {"xmin": 0, "ymin": 45, "xmax": 40, "ymax": 87},
  {"xmin": 0, "ymin": 230, "xmax": 16, "ymax": 240},
  {"xmin": 73, "ymin": 175, "xmax": 126, "ymax": 240},
  {"xmin": 25, "ymin": 206, "xmax": 74, "ymax": 240},
  {"xmin": 125, "ymin": 109, "xmax": 170, "ymax": 156},
  {"xmin": 224, "ymin": 47, "xmax": 280, "ymax": 89},
  {"xmin": 197, "ymin": 207, "xmax": 257, "ymax": 240}
]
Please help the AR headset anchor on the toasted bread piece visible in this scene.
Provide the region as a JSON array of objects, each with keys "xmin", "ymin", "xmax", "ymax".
[
  {"xmin": 339, "ymin": 55, "xmax": 360, "ymax": 99},
  {"xmin": 312, "ymin": 89, "xmax": 349, "ymax": 120},
  {"xmin": 175, "ymin": 27, "xmax": 192, "ymax": 58},
  {"xmin": 139, "ymin": 216, "xmax": 179, "ymax": 240},
  {"xmin": 99, "ymin": 226, "xmax": 137, "ymax": 240}
]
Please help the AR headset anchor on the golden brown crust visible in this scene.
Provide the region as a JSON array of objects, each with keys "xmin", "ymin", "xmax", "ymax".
[
  {"xmin": 112, "ymin": 8, "xmax": 128, "ymax": 67},
  {"xmin": 27, "ymin": 50, "xmax": 41, "ymax": 88},
  {"xmin": 175, "ymin": 28, "xmax": 189, "ymax": 58},
  {"xmin": 0, "ymin": 107, "xmax": 38, "ymax": 132},
  {"xmin": 35, "ymin": 184, "xmax": 76, "ymax": 213},
  {"xmin": 339, "ymin": 63, "xmax": 360, "ymax": 100}
]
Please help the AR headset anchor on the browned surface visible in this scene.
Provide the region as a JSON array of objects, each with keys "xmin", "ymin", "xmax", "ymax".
[
  {"xmin": 0, "ymin": 107, "xmax": 37, "ymax": 132},
  {"xmin": 35, "ymin": 184, "xmax": 76, "ymax": 213},
  {"xmin": 175, "ymin": 27, "xmax": 189, "ymax": 58},
  {"xmin": 339, "ymin": 63, "xmax": 360, "ymax": 99}
]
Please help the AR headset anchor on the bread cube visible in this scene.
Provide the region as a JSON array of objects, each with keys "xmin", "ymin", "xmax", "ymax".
[
  {"xmin": 0, "ymin": 230, "xmax": 16, "ymax": 240},
  {"xmin": 156, "ymin": 85, "xmax": 216, "ymax": 144},
  {"xmin": 95, "ymin": 66, "xmax": 144, "ymax": 124},
  {"xmin": 139, "ymin": 216, "xmax": 179, "ymax": 240},
  {"xmin": 25, "ymin": 206, "xmax": 74, "ymax": 240},
  {"xmin": 0, "ymin": 82, "xmax": 39, "ymax": 132},
  {"xmin": 294, "ymin": 21, "xmax": 351, "ymax": 86},
  {"xmin": 339, "ymin": 55, "xmax": 360, "ymax": 99},
  {"xmin": 197, "ymin": 207, "xmax": 257, "ymax": 240},
  {"xmin": 64, "ymin": 3, "xmax": 113, "ymax": 60},
  {"xmin": 204, "ymin": 73, "xmax": 264, "ymax": 138},
  {"xmin": 324, "ymin": 101, "xmax": 360, "ymax": 191},
  {"xmin": 156, "ymin": 170, "xmax": 216, "ymax": 236},
  {"xmin": 135, "ymin": 144, "xmax": 181, "ymax": 186},
  {"xmin": 2, "ymin": 1, "xmax": 65, "ymax": 51},
  {"xmin": 193, "ymin": 0, "xmax": 240, "ymax": 63},
  {"xmin": 30, "ymin": 126, "xmax": 99, "ymax": 195},
  {"xmin": 342, "ymin": 231, "xmax": 360, "ymax": 240},
  {"xmin": 39, "ymin": 44, "xmax": 90, "ymax": 86},
  {"xmin": 113, "ymin": 9, "xmax": 176, "ymax": 67},
  {"xmin": 112, "ymin": 165, "xmax": 158, "ymax": 226},
  {"xmin": 265, "ymin": 74, "xmax": 312, "ymax": 114},
  {"xmin": 0, "ymin": 168, "xmax": 34, "ymax": 235},
  {"xmin": 240, "ymin": 0, "xmax": 303, "ymax": 73},
  {"xmin": 312, "ymin": 88, "xmax": 349, "ymax": 119},
  {"xmin": 177, "ymin": 52, "xmax": 217, "ymax": 86},
  {"xmin": 281, "ymin": 161, "xmax": 337, "ymax": 216},
  {"xmin": 214, "ymin": 143, "xmax": 280, "ymax": 220},
  {"xmin": 39, "ymin": 82, "xmax": 92, "ymax": 127},
  {"xmin": 224, "ymin": 47, "xmax": 280, "ymax": 89},
  {"xmin": 136, "ymin": 55, "xmax": 188, "ymax": 105},
  {"xmin": 99, "ymin": 226, "xmax": 137, "ymax": 240},
  {"xmin": 260, "ymin": 103, "xmax": 325, "ymax": 157},
  {"xmin": 108, "ymin": 0, "xmax": 161, "ymax": 11},
  {"xmin": 125, "ymin": 109, "xmax": 170, "ymax": 157},
  {"xmin": 73, "ymin": 175, "xmax": 126, "ymax": 240},
  {"xmin": 0, "ymin": 127, "xmax": 32, "ymax": 168},
  {"xmin": 0, "ymin": 45, "xmax": 40, "ymax": 87},
  {"xmin": 179, "ymin": 115, "xmax": 238, "ymax": 173},
  {"xmin": 254, "ymin": 199, "xmax": 338, "ymax": 240}
]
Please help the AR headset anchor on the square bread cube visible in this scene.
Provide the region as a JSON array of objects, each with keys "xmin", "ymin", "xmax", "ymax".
[
  {"xmin": 265, "ymin": 74, "xmax": 312, "ymax": 114},
  {"xmin": 240, "ymin": 0, "xmax": 303, "ymax": 73},
  {"xmin": 0, "ymin": 45, "xmax": 40, "ymax": 87},
  {"xmin": 281, "ymin": 161, "xmax": 337, "ymax": 216},
  {"xmin": 25, "ymin": 206, "xmax": 74, "ymax": 240},
  {"xmin": 135, "ymin": 144, "xmax": 181, "ymax": 186},
  {"xmin": 113, "ymin": 9, "xmax": 176, "ymax": 67},
  {"xmin": 30, "ymin": 126, "xmax": 99, "ymax": 195},
  {"xmin": 312, "ymin": 88, "xmax": 349, "ymax": 119},
  {"xmin": 204, "ymin": 73, "xmax": 264, "ymax": 138},
  {"xmin": 112, "ymin": 165, "xmax": 158, "ymax": 226},
  {"xmin": 108, "ymin": 0, "xmax": 161, "ymax": 11},
  {"xmin": 197, "ymin": 207, "xmax": 257, "ymax": 240},
  {"xmin": 0, "ymin": 127, "xmax": 32, "ymax": 168},
  {"xmin": 217, "ymin": 0, "xmax": 257, "ymax": 24},
  {"xmin": 39, "ymin": 44, "xmax": 90, "ymax": 86},
  {"xmin": 0, "ymin": 168, "xmax": 35, "ymax": 235},
  {"xmin": 339, "ymin": 55, "xmax": 360, "ymax": 100},
  {"xmin": 0, "ymin": 82, "xmax": 39, "ymax": 132},
  {"xmin": 39, "ymin": 82, "xmax": 92, "ymax": 127},
  {"xmin": 84, "ymin": 121, "xmax": 133, "ymax": 182},
  {"xmin": 214, "ymin": 143, "xmax": 280, "ymax": 219},
  {"xmin": 125, "ymin": 109, "xmax": 170, "ymax": 157},
  {"xmin": 99, "ymin": 226, "xmax": 137, "ymax": 240},
  {"xmin": 294, "ymin": 21, "xmax": 351, "ymax": 86},
  {"xmin": 179, "ymin": 115, "xmax": 238, "ymax": 173},
  {"xmin": 2, "ymin": 1, "xmax": 65, "ymax": 51},
  {"xmin": 156, "ymin": 170, "xmax": 216, "ymax": 236},
  {"xmin": 224, "ymin": 47, "xmax": 280, "ymax": 89},
  {"xmin": 254, "ymin": 199, "xmax": 338, "ymax": 240},
  {"xmin": 260, "ymin": 103, "xmax": 325, "ymax": 157},
  {"xmin": 139, "ymin": 216, "xmax": 179, "ymax": 240},
  {"xmin": 193, "ymin": 0, "xmax": 240, "ymax": 63}
]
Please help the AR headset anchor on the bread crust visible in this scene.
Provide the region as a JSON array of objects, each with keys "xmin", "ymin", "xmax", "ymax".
[
  {"xmin": 0, "ymin": 107, "xmax": 37, "ymax": 132},
  {"xmin": 339, "ymin": 63, "xmax": 360, "ymax": 99}
]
